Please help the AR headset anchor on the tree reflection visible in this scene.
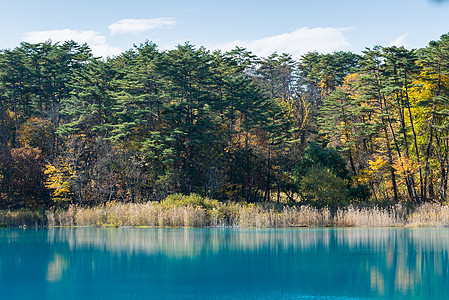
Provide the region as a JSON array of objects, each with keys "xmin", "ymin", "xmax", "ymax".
[{"xmin": 1, "ymin": 228, "xmax": 448, "ymax": 299}]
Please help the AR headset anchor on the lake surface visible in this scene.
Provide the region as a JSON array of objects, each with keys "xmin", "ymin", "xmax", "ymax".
[{"xmin": 0, "ymin": 228, "xmax": 448, "ymax": 299}]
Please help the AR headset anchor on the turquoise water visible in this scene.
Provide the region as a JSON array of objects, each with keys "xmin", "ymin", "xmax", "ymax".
[{"xmin": 0, "ymin": 228, "xmax": 448, "ymax": 299}]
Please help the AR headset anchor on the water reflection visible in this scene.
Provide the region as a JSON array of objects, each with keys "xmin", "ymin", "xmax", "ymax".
[
  {"xmin": 1, "ymin": 228, "xmax": 448, "ymax": 299},
  {"xmin": 46, "ymin": 254, "xmax": 68, "ymax": 283}
]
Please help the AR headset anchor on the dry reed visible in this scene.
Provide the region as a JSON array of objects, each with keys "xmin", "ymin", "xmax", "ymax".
[
  {"xmin": 0, "ymin": 209, "xmax": 46, "ymax": 227},
  {"xmin": 42, "ymin": 201, "xmax": 414, "ymax": 228},
  {"xmin": 407, "ymin": 203, "xmax": 449, "ymax": 227},
  {"xmin": 4, "ymin": 197, "xmax": 449, "ymax": 228},
  {"xmin": 334, "ymin": 205, "xmax": 405, "ymax": 227}
]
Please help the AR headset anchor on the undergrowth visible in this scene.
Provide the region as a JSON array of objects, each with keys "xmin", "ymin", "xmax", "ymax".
[{"xmin": 3, "ymin": 194, "xmax": 449, "ymax": 228}]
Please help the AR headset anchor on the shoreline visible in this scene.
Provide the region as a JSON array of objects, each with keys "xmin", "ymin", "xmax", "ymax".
[
  {"xmin": 4, "ymin": 224, "xmax": 449, "ymax": 229},
  {"xmin": 1, "ymin": 201, "xmax": 449, "ymax": 228}
]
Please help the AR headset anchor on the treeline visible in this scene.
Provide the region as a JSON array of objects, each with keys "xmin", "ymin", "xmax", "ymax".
[{"xmin": 0, "ymin": 34, "xmax": 448, "ymax": 209}]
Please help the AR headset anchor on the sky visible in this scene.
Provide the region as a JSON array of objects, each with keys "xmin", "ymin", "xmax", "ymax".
[{"xmin": 1, "ymin": 0, "xmax": 449, "ymax": 59}]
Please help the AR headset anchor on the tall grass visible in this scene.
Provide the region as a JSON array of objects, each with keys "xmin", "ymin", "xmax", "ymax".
[
  {"xmin": 407, "ymin": 203, "xmax": 449, "ymax": 227},
  {"xmin": 334, "ymin": 204, "xmax": 406, "ymax": 227},
  {"xmin": 43, "ymin": 195, "xmax": 410, "ymax": 228},
  {"xmin": 0, "ymin": 209, "xmax": 47, "ymax": 227},
  {"xmin": 4, "ymin": 194, "xmax": 449, "ymax": 228}
]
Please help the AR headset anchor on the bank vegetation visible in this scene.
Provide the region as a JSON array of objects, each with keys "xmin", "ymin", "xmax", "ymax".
[
  {"xmin": 2, "ymin": 194, "xmax": 449, "ymax": 228},
  {"xmin": 2, "ymin": 34, "xmax": 449, "ymax": 225}
]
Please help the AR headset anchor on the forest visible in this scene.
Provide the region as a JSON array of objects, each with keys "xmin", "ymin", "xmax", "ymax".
[{"xmin": 1, "ymin": 33, "xmax": 449, "ymax": 212}]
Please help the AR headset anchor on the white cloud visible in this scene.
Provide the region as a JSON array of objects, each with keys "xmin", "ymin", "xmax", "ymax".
[
  {"xmin": 22, "ymin": 29, "xmax": 123, "ymax": 58},
  {"xmin": 389, "ymin": 33, "xmax": 410, "ymax": 47},
  {"xmin": 108, "ymin": 18, "xmax": 176, "ymax": 35},
  {"xmin": 212, "ymin": 27, "xmax": 352, "ymax": 59}
]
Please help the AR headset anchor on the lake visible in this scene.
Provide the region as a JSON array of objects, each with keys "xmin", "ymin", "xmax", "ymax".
[{"xmin": 0, "ymin": 228, "xmax": 448, "ymax": 299}]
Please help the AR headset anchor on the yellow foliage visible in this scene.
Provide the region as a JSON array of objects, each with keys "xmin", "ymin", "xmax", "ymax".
[
  {"xmin": 317, "ymin": 74, "xmax": 335, "ymax": 98},
  {"xmin": 408, "ymin": 71, "xmax": 449, "ymax": 132},
  {"xmin": 356, "ymin": 156, "xmax": 388, "ymax": 185},
  {"xmin": 369, "ymin": 156, "xmax": 387, "ymax": 171},
  {"xmin": 18, "ymin": 118, "xmax": 55, "ymax": 155},
  {"xmin": 341, "ymin": 73, "xmax": 362, "ymax": 98},
  {"xmin": 44, "ymin": 162, "xmax": 75, "ymax": 204},
  {"xmin": 355, "ymin": 171, "xmax": 371, "ymax": 185},
  {"xmin": 409, "ymin": 72, "xmax": 449, "ymax": 103},
  {"xmin": 276, "ymin": 96, "xmax": 295, "ymax": 119},
  {"xmin": 275, "ymin": 96, "xmax": 310, "ymax": 133}
]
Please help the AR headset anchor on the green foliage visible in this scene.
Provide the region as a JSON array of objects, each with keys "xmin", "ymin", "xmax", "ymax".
[
  {"xmin": 161, "ymin": 193, "xmax": 220, "ymax": 210},
  {"xmin": 3, "ymin": 33, "xmax": 449, "ymax": 211},
  {"xmin": 295, "ymin": 143, "xmax": 370, "ymax": 207},
  {"xmin": 296, "ymin": 142, "xmax": 350, "ymax": 182},
  {"xmin": 58, "ymin": 59, "xmax": 117, "ymax": 137},
  {"xmin": 348, "ymin": 184, "xmax": 371, "ymax": 203},
  {"xmin": 299, "ymin": 165, "xmax": 349, "ymax": 208},
  {"xmin": 295, "ymin": 143, "xmax": 352, "ymax": 208},
  {"xmin": 299, "ymin": 51, "xmax": 360, "ymax": 99}
]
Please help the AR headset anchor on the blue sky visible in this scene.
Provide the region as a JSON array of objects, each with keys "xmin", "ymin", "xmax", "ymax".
[{"xmin": 1, "ymin": 0, "xmax": 449, "ymax": 58}]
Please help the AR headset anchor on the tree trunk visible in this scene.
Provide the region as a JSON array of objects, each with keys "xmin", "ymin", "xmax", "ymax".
[
  {"xmin": 0, "ymin": 98, "xmax": 7, "ymax": 151},
  {"xmin": 264, "ymin": 142, "xmax": 271, "ymax": 202},
  {"xmin": 384, "ymin": 127, "xmax": 399, "ymax": 202}
]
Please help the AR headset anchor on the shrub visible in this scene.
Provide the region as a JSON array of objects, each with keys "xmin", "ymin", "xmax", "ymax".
[
  {"xmin": 161, "ymin": 193, "xmax": 220, "ymax": 210},
  {"xmin": 299, "ymin": 166, "xmax": 349, "ymax": 208},
  {"xmin": 296, "ymin": 143, "xmax": 351, "ymax": 182}
]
